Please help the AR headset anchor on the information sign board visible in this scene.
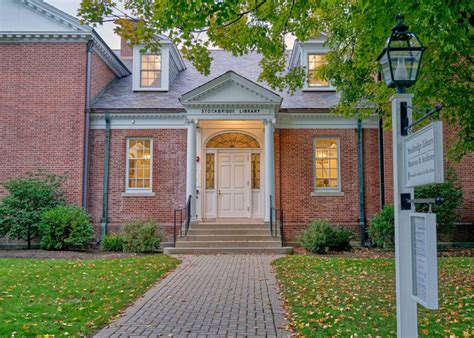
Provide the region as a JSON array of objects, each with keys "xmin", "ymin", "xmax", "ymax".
[{"xmin": 410, "ymin": 212, "xmax": 438, "ymax": 309}]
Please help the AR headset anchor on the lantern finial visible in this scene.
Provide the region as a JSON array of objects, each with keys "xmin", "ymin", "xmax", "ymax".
[{"xmin": 392, "ymin": 13, "xmax": 408, "ymax": 33}]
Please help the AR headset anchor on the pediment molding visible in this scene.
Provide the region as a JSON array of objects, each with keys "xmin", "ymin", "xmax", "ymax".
[{"xmin": 180, "ymin": 71, "xmax": 282, "ymax": 109}]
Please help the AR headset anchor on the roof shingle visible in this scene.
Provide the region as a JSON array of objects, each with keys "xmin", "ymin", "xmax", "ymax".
[{"xmin": 92, "ymin": 50, "xmax": 340, "ymax": 110}]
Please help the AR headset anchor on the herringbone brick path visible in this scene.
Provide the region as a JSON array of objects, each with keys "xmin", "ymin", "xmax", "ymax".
[{"xmin": 95, "ymin": 255, "xmax": 290, "ymax": 337}]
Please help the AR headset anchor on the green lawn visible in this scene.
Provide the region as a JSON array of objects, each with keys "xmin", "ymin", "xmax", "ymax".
[
  {"xmin": 274, "ymin": 256, "xmax": 473, "ymax": 337},
  {"xmin": 0, "ymin": 255, "xmax": 179, "ymax": 336}
]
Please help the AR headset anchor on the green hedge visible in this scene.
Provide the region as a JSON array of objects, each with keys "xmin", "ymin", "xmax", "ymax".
[
  {"xmin": 122, "ymin": 219, "xmax": 162, "ymax": 253},
  {"xmin": 299, "ymin": 219, "xmax": 353, "ymax": 254},
  {"xmin": 39, "ymin": 205, "xmax": 94, "ymax": 250},
  {"xmin": 101, "ymin": 235, "xmax": 125, "ymax": 252}
]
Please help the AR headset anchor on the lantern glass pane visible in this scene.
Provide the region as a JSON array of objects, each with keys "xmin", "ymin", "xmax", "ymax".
[
  {"xmin": 389, "ymin": 50, "xmax": 421, "ymax": 82},
  {"xmin": 378, "ymin": 51, "xmax": 393, "ymax": 86}
]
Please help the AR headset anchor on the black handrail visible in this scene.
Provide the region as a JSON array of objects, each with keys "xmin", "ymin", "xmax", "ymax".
[
  {"xmin": 173, "ymin": 195, "xmax": 192, "ymax": 246},
  {"xmin": 269, "ymin": 195, "xmax": 284, "ymax": 246}
]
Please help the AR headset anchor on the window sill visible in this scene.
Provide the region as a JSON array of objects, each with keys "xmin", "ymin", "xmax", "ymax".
[
  {"xmin": 122, "ymin": 192, "xmax": 155, "ymax": 197},
  {"xmin": 311, "ymin": 191, "xmax": 345, "ymax": 197}
]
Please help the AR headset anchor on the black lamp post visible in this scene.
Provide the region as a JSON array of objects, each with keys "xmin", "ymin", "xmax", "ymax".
[{"xmin": 377, "ymin": 14, "xmax": 425, "ymax": 93}]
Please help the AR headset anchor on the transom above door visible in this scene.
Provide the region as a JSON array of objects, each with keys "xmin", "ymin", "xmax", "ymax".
[{"xmin": 203, "ymin": 132, "xmax": 263, "ymax": 220}]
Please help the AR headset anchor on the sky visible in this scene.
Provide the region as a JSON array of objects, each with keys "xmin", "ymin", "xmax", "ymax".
[{"xmin": 47, "ymin": 0, "xmax": 120, "ymax": 49}]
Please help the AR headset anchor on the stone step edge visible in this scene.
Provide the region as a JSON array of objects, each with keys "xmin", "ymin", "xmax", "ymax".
[{"xmin": 164, "ymin": 247, "xmax": 293, "ymax": 255}]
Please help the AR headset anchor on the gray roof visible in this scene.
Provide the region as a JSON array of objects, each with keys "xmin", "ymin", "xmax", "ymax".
[{"xmin": 93, "ymin": 50, "xmax": 340, "ymax": 111}]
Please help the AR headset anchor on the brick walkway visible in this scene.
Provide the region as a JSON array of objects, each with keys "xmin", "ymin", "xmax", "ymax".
[{"xmin": 95, "ymin": 255, "xmax": 291, "ymax": 337}]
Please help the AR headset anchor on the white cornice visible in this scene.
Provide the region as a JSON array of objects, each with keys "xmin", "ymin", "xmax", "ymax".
[
  {"xmin": 277, "ymin": 113, "xmax": 378, "ymax": 129},
  {"xmin": 90, "ymin": 112, "xmax": 187, "ymax": 129}
]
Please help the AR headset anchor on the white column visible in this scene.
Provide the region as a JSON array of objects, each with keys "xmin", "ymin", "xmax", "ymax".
[
  {"xmin": 264, "ymin": 119, "xmax": 275, "ymax": 222},
  {"xmin": 186, "ymin": 119, "xmax": 197, "ymax": 221},
  {"xmin": 392, "ymin": 93, "xmax": 417, "ymax": 337}
]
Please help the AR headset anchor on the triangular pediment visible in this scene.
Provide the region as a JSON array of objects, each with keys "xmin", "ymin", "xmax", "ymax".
[
  {"xmin": 0, "ymin": 0, "xmax": 90, "ymax": 33},
  {"xmin": 180, "ymin": 71, "xmax": 282, "ymax": 107}
]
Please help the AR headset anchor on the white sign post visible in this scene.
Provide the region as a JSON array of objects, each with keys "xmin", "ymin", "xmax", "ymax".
[
  {"xmin": 391, "ymin": 93, "xmax": 419, "ymax": 338},
  {"xmin": 410, "ymin": 212, "xmax": 439, "ymax": 309},
  {"xmin": 404, "ymin": 121, "xmax": 444, "ymax": 188},
  {"xmin": 392, "ymin": 95, "xmax": 444, "ymax": 337}
]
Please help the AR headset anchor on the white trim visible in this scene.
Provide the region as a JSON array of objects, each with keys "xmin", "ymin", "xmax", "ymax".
[
  {"xmin": 125, "ymin": 137, "xmax": 153, "ymax": 193},
  {"xmin": 121, "ymin": 192, "xmax": 155, "ymax": 197},
  {"xmin": 180, "ymin": 71, "xmax": 282, "ymax": 106},
  {"xmin": 133, "ymin": 45, "xmax": 170, "ymax": 91},
  {"xmin": 313, "ymin": 136, "xmax": 342, "ymax": 193},
  {"xmin": 311, "ymin": 191, "xmax": 345, "ymax": 197},
  {"xmin": 277, "ymin": 113, "xmax": 378, "ymax": 129},
  {"xmin": 90, "ymin": 113, "xmax": 186, "ymax": 129}
]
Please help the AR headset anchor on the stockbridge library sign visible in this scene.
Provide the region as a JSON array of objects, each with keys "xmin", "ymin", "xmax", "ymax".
[{"xmin": 404, "ymin": 121, "xmax": 444, "ymax": 188}]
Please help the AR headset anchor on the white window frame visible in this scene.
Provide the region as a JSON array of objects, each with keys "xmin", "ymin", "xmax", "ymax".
[
  {"xmin": 313, "ymin": 136, "xmax": 341, "ymax": 192},
  {"xmin": 133, "ymin": 45, "xmax": 170, "ymax": 91},
  {"xmin": 302, "ymin": 47, "xmax": 336, "ymax": 91},
  {"xmin": 307, "ymin": 53, "xmax": 330, "ymax": 89},
  {"xmin": 139, "ymin": 53, "xmax": 162, "ymax": 89},
  {"xmin": 125, "ymin": 137, "xmax": 153, "ymax": 193}
]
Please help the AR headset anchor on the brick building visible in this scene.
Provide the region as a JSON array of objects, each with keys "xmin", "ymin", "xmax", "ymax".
[{"xmin": 1, "ymin": 0, "xmax": 472, "ymax": 251}]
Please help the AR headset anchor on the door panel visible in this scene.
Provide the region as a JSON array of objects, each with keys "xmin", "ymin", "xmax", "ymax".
[{"xmin": 218, "ymin": 152, "xmax": 249, "ymax": 218}]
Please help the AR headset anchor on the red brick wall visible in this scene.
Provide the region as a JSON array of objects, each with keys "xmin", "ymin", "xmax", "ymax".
[
  {"xmin": 90, "ymin": 51, "xmax": 117, "ymax": 100},
  {"xmin": 0, "ymin": 42, "xmax": 87, "ymax": 205},
  {"xmin": 120, "ymin": 38, "xmax": 133, "ymax": 60},
  {"xmin": 275, "ymin": 128, "xmax": 381, "ymax": 241},
  {"xmin": 88, "ymin": 129, "xmax": 187, "ymax": 239}
]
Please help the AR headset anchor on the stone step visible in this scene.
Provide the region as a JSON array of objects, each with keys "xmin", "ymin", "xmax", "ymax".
[
  {"xmin": 180, "ymin": 235, "xmax": 280, "ymax": 242},
  {"xmin": 192, "ymin": 223, "xmax": 269, "ymax": 230},
  {"xmin": 187, "ymin": 229, "xmax": 271, "ymax": 236},
  {"xmin": 176, "ymin": 240, "xmax": 282, "ymax": 248},
  {"xmin": 164, "ymin": 247, "xmax": 293, "ymax": 255}
]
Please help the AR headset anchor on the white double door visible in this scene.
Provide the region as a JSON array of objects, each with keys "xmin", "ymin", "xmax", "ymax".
[{"xmin": 217, "ymin": 151, "xmax": 251, "ymax": 218}]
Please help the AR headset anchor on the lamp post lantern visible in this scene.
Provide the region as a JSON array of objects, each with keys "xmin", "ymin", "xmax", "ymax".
[
  {"xmin": 377, "ymin": 14, "xmax": 425, "ymax": 93},
  {"xmin": 378, "ymin": 14, "xmax": 425, "ymax": 338}
]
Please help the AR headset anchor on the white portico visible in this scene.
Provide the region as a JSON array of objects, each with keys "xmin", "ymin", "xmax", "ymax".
[{"xmin": 179, "ymin": 71, "xmax": 282, "ymax": 222}]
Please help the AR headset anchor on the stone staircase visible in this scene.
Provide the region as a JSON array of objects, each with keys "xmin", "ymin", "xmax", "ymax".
[{"xmin": 164, "ymin": 222, "xmax": 293, "ymax": 254}]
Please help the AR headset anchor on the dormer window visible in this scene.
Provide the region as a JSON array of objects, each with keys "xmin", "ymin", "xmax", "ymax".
[
  {"xmin": 140, "ymin": 54, "xmax": 161, "ymax": 88},
  {"xmin": 308, "ymin": 54, "xmax": 329, "ymax": 87}
]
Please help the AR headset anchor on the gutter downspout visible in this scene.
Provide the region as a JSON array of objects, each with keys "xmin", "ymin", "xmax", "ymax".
[
  {"xmin": 100, "ymin": 113, "xmax": 111, "ymax": 241},
  {"xmin": 82, "ymin": 40, "xmax": 94, "ymax": 209},
  {"xmin": 378, "ymin": 115, "xmax": 385, "ymax": 210},
  {"xmin": 279, "ymin": 129, "xmax": 283, "ymax": 211},
  {"xmin": 357, "ymin": 119, "xmax": 366, "ymax": 246}
]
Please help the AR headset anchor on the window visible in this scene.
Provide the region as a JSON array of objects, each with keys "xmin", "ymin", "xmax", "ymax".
[
  {"xmin": 140, "ymin": 54, "xmax": 161, "ymax": 88},
  {"xmin": 127, "ymin": 139, "xmax": 152, "ymax": 191},
  {"xmin": 314, "ymin": 138, "xmax": 339, "ymax": 190},
  {"xmin": 205, "ymin": 153, "xmax": 215, "ymax": 190},
  {"xmin": 251, "ymin": 153, "xmax": 260, "ymax": 189},
  {"xmin": 206, "ymin": 133, "xmax": 259, "ymax": 148},
  {"xmin": 308, "ymin": 54, "xmax": 329, "ymax": 87}
]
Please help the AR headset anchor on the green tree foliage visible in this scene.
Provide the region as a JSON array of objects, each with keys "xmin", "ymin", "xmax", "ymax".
[
  {"xmin": 299, "ymin": 219, "xmax": 352, "ymax": 254},
  {"xmin": 123, "ymin": 219, "xmax": 162, "ymax": 253},
  {"xmin": 39, "ymin": 205, "xmax": 94, "ymax": 250},
  {"xmin": 0, "ymin": 172, "xmax": 65, "ymax": 248},
  {"xmin": 368, "ymin": 204, "xmax": 395, "ymax": 249},
  {"xmin": 78, "ymin": 0, "xmax": 473, "ymax": 159},
  {"xmin": 415, "ymin": 168, "xmax": 463, "ymax": 237}
]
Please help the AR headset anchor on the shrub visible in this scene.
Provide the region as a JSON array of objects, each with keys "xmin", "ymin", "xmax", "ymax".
[
  {"xmin": 122, "ymin": 219, "xmax": 162, "ymax": 253},
  {"xmin": 0, "ymin": 172, "xmax": 65, "ymax": 248},
  {"xmin": 415, "ymin": 168, "xmax": 463, "ymax": 239},
  {"xmin": 299, "ymin": 219, "xmax": 353, "ymax": 254},
  {"xmin": 368, "ymin": 205, "xmax": 395, "ymax": 249},
  {"xmin": 101, "ymin": 235, "xmax": 125, "ymax": 252},
  {"xmin": 39, "ymin": 205, "xmax": 94, "ymax": 250}
]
